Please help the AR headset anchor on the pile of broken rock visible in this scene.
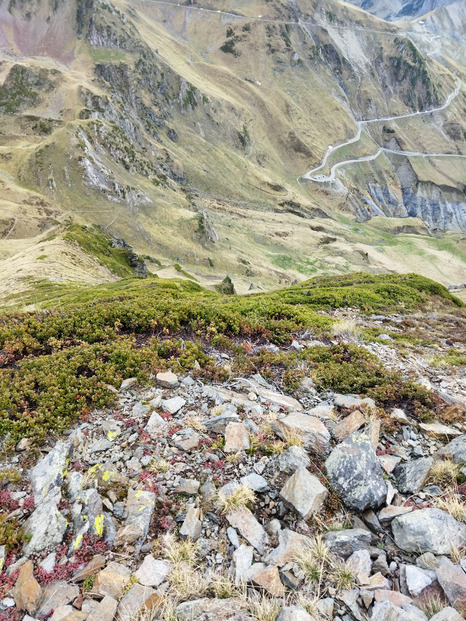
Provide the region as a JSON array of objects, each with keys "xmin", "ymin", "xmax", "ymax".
[{"xmin": 1, "ymin": 369, "xmax": 465, "ymax": 621}]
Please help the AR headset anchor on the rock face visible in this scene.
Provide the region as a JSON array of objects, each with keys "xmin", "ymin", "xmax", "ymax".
[
  {"xmin": 325, "ymin": 431, "xmax": 387, "ymax": 511},
  {"xmin": 392, "ymin": 508, "xmax": 466, "ymax": 554}
]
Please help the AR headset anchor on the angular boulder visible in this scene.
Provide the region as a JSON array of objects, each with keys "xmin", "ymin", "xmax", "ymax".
[
  {"xmin": 279, "ymin": 467, "xmax": 328, "ymax": 520},
  {"xmin": 392, "ymin": 508, "xmax": 466, "ymax": 555},
  {"xmin": 325, "ymin": 431, "xmax": 386, "ymax": 512}
]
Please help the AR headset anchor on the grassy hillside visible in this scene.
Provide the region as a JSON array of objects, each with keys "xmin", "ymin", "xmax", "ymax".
[{"xmin": 0, "ymin": 271, "xmax": 462, "ymax": 447}]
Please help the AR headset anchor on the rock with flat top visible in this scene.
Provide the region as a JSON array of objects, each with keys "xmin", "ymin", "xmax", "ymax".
[
  {"xmin": 94, "ymin": 562, "xmax": 132, "ymax": 599},
  {"xmin": 277, "ymin": 446, "xmax": 310, "ymax": 473},
  {"xmin": 430, "ymin": 608, "xmax": 465, "ymax": 621},
  {"xmin": 323, "ymin": 528, "xmax": 372, "ymax": 559},
  {"xmin": 87, "ymin": 595, "xmax": 118, "ymax": 621},
  {"xmin": 37, "ymin": 582, "xmax": 80, "ymax": 618},
  {"xmin": 145, "ymin": 412, "xmax": 168, "ymax": 439},
  {"xmin": 22, "ymin": 500, "xmax": 68, "ymax": 555},
  {"xmin": 117, "ymin": 583, "xmax": 163, "ymax": 621},
  {"xmin": 405, "ymin": 564, "xmax": 433, "ymax": 597},
  {"xmin": 276, "ymin": 606, "xmax": 313, "ymax": 621},
  {"xmin": 162, "ymin": 396, "xmax": 186, "ymax": 414},
  {"xmin": 274, "ymin": 413, "xmax": 330, "ymax": 454},
  {"xmin": 125, "ymin": 488, "xmax": 156, "ymax": 553},
  {"xmin": 248, "ymin": 563, "xmax": 285, "ymax": 596},
  {"xmin": 156, "ymin": 371, "xmax": 178, "ymax": 388},
  {"xmin": 30, "ymin": 440, "xmax": 73, "ymax": 505},
  {"xmin": 135, "ymin": 556, "xmax": 171, "ymax": 587},
  {"xmin": 419, "ymin": 423, "xmax": 461, "ymax": 438},
  {"xmin": 240, "ymin": 473, "xmax": 269, "ymax": 492}
]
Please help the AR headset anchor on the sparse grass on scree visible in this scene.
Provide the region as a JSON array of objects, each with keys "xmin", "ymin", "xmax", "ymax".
[{"xmin": 0, "ymin": 273, "xmax": 462, "ymax": 445}]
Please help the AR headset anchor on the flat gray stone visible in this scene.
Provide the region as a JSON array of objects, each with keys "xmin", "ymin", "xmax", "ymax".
[
  {"xmin": 436, "ymin": 435, "xmax": 466, "ymax": 465},
  {"xmin": 224, "ymin": 422, "xmax": 250, "ymax": 453},
  {"xmin": 274, "ymin": 412, "xmax": 330, "ymax": 454},
  {"xmin": 394, "ymin": 458, "xmax": 433, "ymax": 494},
  {"xmin": 162, "ymin": 396, "xmax": 186, "ymax": 414},
  {"xmin": 30, "ymin": 441, "xmax": 73, "ymax": 505},
  {"xmin": 430, "ymin": 608, "xmax": 465, "ymax": 621},
  {"xmin": 156, "ymin": 371, "xmax": 178, "ymax": 388},
  {"xmin": 325, "ymin": 431, "xmax": 386, "ymax": 511},
  {"xmin": 240, "ymin": 473, "xmax": 269, "ymax": 493},
  {"xmin": 145, "ymin": 412, "xmax": 168, "ymax": 439},
  {"xmin": 277, "ymin": 446, "xmax": 310, "ymax": 473},
  {"xmin": 323, "ymin": 528, "xmax": 372, "ymax": 560},
  {"xmin": 264, "ymin": 528, "xmax": 312, "ymax": 566},
  {"xmin": 392, "ymin": 508, "xmax": 466, "ymax": 555},
  {"xmin": 22, "ymin": 500, "xmax": 68, "ymax": 555},
  {"xmin": 125, "ymin": 489, "xmax": 156, "ymax": 553},
  {"xmin": 405, "ymin": 564, "xmax": 433, "ymax": 597},
  {"xmin": 204, "ymin": 411, "xmax": 240, "ymax": 434},
  {"xmin": 434, "ymin": 555, "xmax": 466, "ymax": 614},
  {"xmin": 175, "ymin": 478, "xmax": 200, "ymax": 495},
  {"xmin": 134, "ymin": 556, "xmax": 171, "ymax": 587},
  {"xmin": 232, "ymin": 544, "xmax": 254, "ymax": 585},
  {"xmin": 179, "ymin": 504, "xmax": 202, "ymax": 540}
]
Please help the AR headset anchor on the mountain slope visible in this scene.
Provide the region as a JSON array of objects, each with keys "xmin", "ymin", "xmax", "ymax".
[
  {"xmin": 0, "ymin": 0, "xmax": 465, "ymax": 302},
  {"xmin": 344, "ymin": 0, "xmax": 459, "ymax": 21}
]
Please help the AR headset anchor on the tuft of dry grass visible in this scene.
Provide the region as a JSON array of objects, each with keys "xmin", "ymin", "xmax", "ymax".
[
  {"xmin": 217, "ymin": 484, "xmax": 256, "ymax": 514},
  {"xmin": 418, "ymin": 594, "xmax": 445, "ymax": 618},
  {"xmin": 331, "ymin": 319, "xmax": 364, "ymax": 342},
  {"xmin": 244, "ymin": 594, "xmax": 282, "ymax": 621},
  {"xmin": 183, "ymin": 414, "xmax": 206, "ymax": 432},
  {"xmin": 208, "ymin": 571, "xmax": 241, "ymax": 599},
  {"xmin": 332, "ymin": 562, "xmax": 356, "ymax": 592},
  {"xmin": 428, "ymin": 459, "xmax": 460, "ymax": 487},
  {"xmin": 280, "ymin": 424, "xmax": 306, "ymax": 449},
  {"xmin": 434, "ymin": 493, "xmax": 466, "ymax": 523},
  {"xmin": 450, "ymin": 545, "xmax": 466, "ymax": 564},
  {"xmin": 163, "ymin": 534, "xmax": 198, "ymax": 566},
  {"xmin": 293, "ymin": 536, "xmax": 330, "ymax": 587},
  {"xmin": 149, "ymin": 456, "xmax": 171, "ymax": 473}
]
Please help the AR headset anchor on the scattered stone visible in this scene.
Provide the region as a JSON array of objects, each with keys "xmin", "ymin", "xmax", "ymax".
[
  {"xmin": 180, "ymin": 504, "xmax": 202, "ymax": 540},
  {"xmin": 325, "ymin": 431, "xmax": 386, "ymax": 511},
  {"xmin": 175, "ymin": 478, "xmax": 200, "ymax": 495},
  {"xmin": 240, "ymin": 473, "xmax": 269, "ymax": 492},
  {"xmin": 323, "ymin": 529, "xmax": 372, "ymax": 559},
  {"xmin": 72, "ymin": 555, "xmax": 106, "ymax": 582},
  {"xmin": 248, "ymin": 564, "xmax": 285, "ymax": 596},
  {"xmin": 116, "ymin": 583, "xmax": 162, "ymax": 621},
  {"xmin": 94, "ymin": 561, "xmax": 132, "ymax": 598},
  {"xmin": 145, "ymin": 412, "xmax": 168, "ymax": 438},
  {"xmin": 276, "ymin": 606, "xmax": 313, "ymax": 621},
  {"xmin": 392, "ymin": 509, "xmax": 466, "ymax": 555},
  {"xmin": 162, "ymin": 396, "xmax": 186, "ymax": 414},
  {"xmin": 30, "ymin": 440, "xmax": 73, "ymax": 505},
  {"xmin": 156, "ymin": 371, "xmax": 178, "ymax": 388},
  {"xmin": 390, "ymin": 408, "xmax": 410, "ymax": 424},
  {"xmin": 279, "ymin": 467, "xmax": 328, "ymax": 520},
  {"xmin": 204, "ymin": 410, "xmax": 240, "ymax": 433},
  {"xmin": 434, "ymin": 555, "xmax": 466, "ymax": 615},
  {"xmin": 120, "ymin": 377, "xmax": 137, "ymax": 391},
  {"xmin": 125, "ymin": 488, "xmax": 156, "ymax": 553},
  {"xmin": 394, "ymin": 458, "xmax": 433, "ymax": 494},
  {"xmin": 114, "ymin": 523, "xmax": 143, "ymax": 547},
  {"xmin": 379, "ymin": 506, "xmax": 413, "ymax": 522},
  {"xmin": 277, "ymin": 446, "xmax": 310, "ymax": 473},
  {"xmin": 332, "ymin": 410, "xmax": 365, "ymax": 441},
  {"xmin": 379, "ymin": 455, "xmax": 402, "ymax": 474},
  {"xmin": 265, "ymin": 529, "xmax": 312, "ymax": 566},
  {"xmin": 274, "ymin": 413, "xmax": 330, "ymax": 454},
  {"xmin": 405, "ymin": 564, "xmax": 433, "ymax": 597},
  {"xmin": 226, "ymin": 506, "xmax": 269, "ymax": 553},
  {"xmin": 232, "ymin": 544, "xmax": 254, "ymax": 585},
  {"xmin": 86, "ymin": 595, "xmax": 118, "ymax": 621},
  {"xmin": 37, "ymin": 582, "xmax": 80, "ymax": 618},
  {"xmin": 334, "ymin": 394, "xmax": 376, "ymax": 410},
  {"xmin": 176, "ymin": 597, "xmax": 249, "ymax": 621},
  {"xmin": 436, "ymin": 435, "xmax": 466, "ymax": 464},
  {"xmin": 135, "ymin": 556, "xmax": 171, "ymax": 587},
  {"xmin": 12, "ymin": 561, "xmax": 41, "ymax": 615},
  {"xmin": 224, "ymin": 422, "xmax": 250, "ymax": 453},
  {"xmin": 430, "ymin": 608, "xmax": 465, "ymax": 621},
  {"xmin": 50, "ymin": 606, "xmax": 87, "ymax": 621},
  {"xmin": 22, "ymin": 500, "xmax": 68, "ymax": 555},
  {"xmin": 419, "ymin": 423, "xmax": 461, "ymax": 438},
  {"xmin": 347, "ymin": 549, "xmax": 372, "ymax": 583},
  {"xmin": 374, "ymin": 590, "xmax": 413, "ymax": 607}
]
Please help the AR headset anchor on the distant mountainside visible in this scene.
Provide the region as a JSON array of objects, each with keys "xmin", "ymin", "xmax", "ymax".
[
  {"xmin": 345, "ymin": 0, "xmax": 459, "ymax": 21},
  {"xmin": 0, "ymin": 0, "xmax": 465, "ymax": 302}
]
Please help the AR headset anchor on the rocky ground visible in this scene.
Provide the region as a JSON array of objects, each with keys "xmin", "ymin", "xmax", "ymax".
[{"xmin": 1, "ymin": 312, "xmax": 465, "ymax": 621}]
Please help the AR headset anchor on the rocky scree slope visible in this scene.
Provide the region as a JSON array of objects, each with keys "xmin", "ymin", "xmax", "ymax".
[{"xmin": 0, "ymin": 273, "xmax": 465, "ymax": 620}]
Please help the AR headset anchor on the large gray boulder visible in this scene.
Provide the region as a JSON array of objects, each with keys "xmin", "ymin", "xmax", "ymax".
[
  {"xmin": 22, "ymin": 500, "xmax": 68, "ymax": 555},
  {"xmin": 392, "ymin": 508, "xmax": 466, "ymax": 555},
  {"xmin": 325, "ymin": 431, "xmax": 386, "ymax": 511}
]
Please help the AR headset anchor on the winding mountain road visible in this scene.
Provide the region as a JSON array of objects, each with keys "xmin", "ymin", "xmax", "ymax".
[{"xmin": 302, "ymin": 80, "xmax": 463, "ymax": 183}]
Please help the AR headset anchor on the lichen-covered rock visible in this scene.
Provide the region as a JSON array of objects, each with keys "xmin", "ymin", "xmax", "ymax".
[
  {"xmin": 30, "ymin": 440, "xmax": 73, "ymax": 505},
  {"xmin": 394, "ymin": 458, "xmax": 433, "ymax": 494},
  {"xmin": 22, "ymin": 500, "xmax": 68, "ymax": 555},
  {"xmin": 325, "ymin": 431, "xmax": 386, "ymax": 511}
]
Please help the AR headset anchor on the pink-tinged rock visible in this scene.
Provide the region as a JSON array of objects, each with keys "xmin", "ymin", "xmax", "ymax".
[
  {"xmin": 87, "ymin": 595, "xmax": 118, "ymax": 621},
  {"xmin": 116, "ymin": 583, "xmax": 163, "ymax": 621},
  {"xmin": 156, "ymin": 371, "xmax": 178, "ymax": 388},
  {"xmin": 435, "ymin": 555, "xmax": 466, "ymax": 615},
  {"xmin": 378, "ymin": 506, "xmax": 413, "ymax": 522},
  {"xmin": 226, "ymin": 506, "xmax": 269, "ymax": 553},
  {"xmin": 94, "ymin": 562, "xmax": 132, "ymax": 598},
  {"xmin": 224, "ymin": 422, "xmax": 250, "ymax": 453},
  {"xmin": 264, "ymin": 528, "xmax": 312, "ymax": 566},
  {"xmin": 379, "ymin": 455, "xmax": 401, "ymax": 474},
  {"xmin": 374, "ymin": 590, "xmax": 413, "ymax": 607},
  {"xmin": 332, "ymin": 410, "xmax": 365, "ymax": 441},
  {"xmin": 248, "ymin": 564, "xmax": 285, "ymax": 597},
  {"xmin": 12, "ymin": 561, "xmax": 41, "ymax": 615}
]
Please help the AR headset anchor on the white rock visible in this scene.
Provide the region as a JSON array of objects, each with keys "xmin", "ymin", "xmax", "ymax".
[
  {"xmin": 162, "ymin": 396, "xmax": 186, "ymax": 414},
  {"xmin": 135, "ymin": 556, "xmax": 171, "ymax": 587}
]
